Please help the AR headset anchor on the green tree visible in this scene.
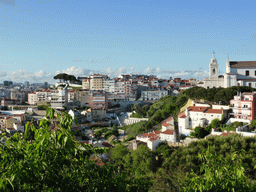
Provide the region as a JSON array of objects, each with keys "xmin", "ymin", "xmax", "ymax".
[
  {"xmin": 0, "ymin": 108, "xmax": 126, "ymax": 191},
  {"xmin": 184, "ymin": 147, "xmax": 255, "ymax": 192},
  {"xmin": 191, "ymin": 126, "xmax": 209, "ymax": 138},
  {"xmin": 250, "ymin": 119, "xmax": 256, "ymax": 129},
  {"xmin": 110, "ymin": 144, "xmax": 129, "ymax": 167}
]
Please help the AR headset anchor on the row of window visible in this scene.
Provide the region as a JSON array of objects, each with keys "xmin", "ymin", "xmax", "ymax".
[{"xmin": 245, "ymin": 70, "xmax": 256, "ymax": 76}]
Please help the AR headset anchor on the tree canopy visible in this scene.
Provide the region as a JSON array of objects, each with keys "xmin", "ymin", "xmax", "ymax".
[
  {"xmin": 0, "ymin": 109, "xmax": 126, "ymax": 191},
  {"xmin": 53, "ymin": 73, "xmax": 77, "ymax": 83}
]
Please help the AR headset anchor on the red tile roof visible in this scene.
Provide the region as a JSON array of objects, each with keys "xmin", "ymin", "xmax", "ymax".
[
  {"xmin": 166, "ymin": 117, "xmax": 173, "ymax": 122},
  {"xmin": 238, "ymin": 79, "xmax": 256, "ymax": 81},
  {"xmin": 188, "ymin": 106, "xmax": 207, "ymax": 112},
  {"xmin": 220, "ymin": 132, "xmax": 234, "ymax": 136},
  {"xmin": 161, "ymin": 130, "xmax": 174, "ymax": 135},
  {"xmin": 230, "ymin": 61, "xmax": 256, "ymax": 68},
  {"xmin": 102, "ymin": 142, "xmax": 113, "ymax": 148},
  {"xmin": 205, "ymin": 109, "xmax": 223, "ymax": 114},
  {"xmin": 162, "ymin": 122, "xmax": 169, "ymax": 127},
  {"xmin": 178, "ymin": 112, "xmax": 187, "ymax": 118},
  {"xmin": 153, "ymin": 131, "xmax": 162, "ymax": 135}
]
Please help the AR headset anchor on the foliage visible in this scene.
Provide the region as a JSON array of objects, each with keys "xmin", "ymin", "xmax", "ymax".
[
  {"xmin": 124, "ymin": 94, "xmax": 188, "ymax": 139},
  {"xmin": 210, "ymin": 118, "xmax": 220, "ymax": 128},
  {"xmin": 182, "ymin": 86, "xmax": 256, "ymax": 105},
  {"xmin": 37, "ymin": 105, "xmax": 49, "ymax": 110},
  {"xmin": 191, "ymin": 126, "xmax": 210, "ymax": 139},
  {"xmin": 110, "ymin": 145, "xmax": 156, "ymax": 191},
  {"xmin": 250, "ymin": 120, "xmax": 256, "ymax": 129},
  {"xmin": 109, "ymin": 104, "xmax": 121, "ymax": 109},
  {"xmin": 53, "ymin": 73, "xmax": 77, "ymax": 83},
  {"xmin": 151, "ymin": 134, "xmax": 256, "ymax": 192},
  {"xmin": 110, "ymin": 144, "xmax": 129, "ymax": 166},
  {"xmin": 0, "ymin": 108, "xmax": 126, "ymax": 191},
  {"xmin": 73, "ymin": 130, "xmax": 82, "ymax": 136},
  {"xmin": 1, "ymin": 106, "xmax": 8, "ymax": 110},
  {"xmin": 184, "ymin": 147, "xmax": 255, "ymax": 192},
  {"xmin": 230, "ymin": 121, "xmax": 246, "ymax": 128}
]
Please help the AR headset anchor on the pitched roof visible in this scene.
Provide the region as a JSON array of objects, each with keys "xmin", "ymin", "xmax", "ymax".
[
  {"xmin": 161, "ymin": 130, "xmax": 174, "ymax": 135},
  {"xmin": 166, "ymin": 117, "xmax": 173, "ymax": 122},
  {"xmin": 162, "ymin": 122, "xmax": 169, "ymax": 127},
  {"xmin": 238, "ymin": 79, "xmax": 256, "ymax": 81},
  {"xmin": 153, "ymin": 131, "xmax": 162, "ymax": 135},
  {"xmin": 230, "ymin": 61, "xmax": 256, "ymax": 68},
  {"xmin": 188, "ymin": 106, "xmax": 207, "ymax": 112},
  {"xmin": 178, "ymin": 112, "xmax": 187, "ymax": 118},
  {"xmin": 204, "ymin": 109, "xmax": 223, "ymax": 114},
  {"xmin": 102, "ymin": 142, "xmax": 113, "ymax": 148}
]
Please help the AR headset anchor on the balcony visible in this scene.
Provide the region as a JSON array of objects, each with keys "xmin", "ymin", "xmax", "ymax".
[{"xmin": 231, "ymin": 106, "xmax": 251, "ymax": 110}]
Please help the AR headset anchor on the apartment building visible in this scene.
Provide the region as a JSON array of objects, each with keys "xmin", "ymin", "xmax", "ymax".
[
  {"xmin": 50, "ymin": 86, "xmax": 68, "ymax": 109},
  {"xmin": 1, "ymin": 99, "xmax": 21, "ymax": 106},
  {"xmin": 74, "ymin": 90, "xmax": 90, "ymax": 106},
  {"xmin": 141, "ymin": 90, "xmax": 168, "ymax": 100},
  {"xmin": 103, "ymin": 79, "xmax": 115, "ymax": 93},
  {"xmin": 89, "ymin": 91, "xmax": 108, "ymax": 110},
  {"xmin": 230, "ymin": 92, "xmax": 256, "ymax": 122},
  {"xmin": 10, "ymin": 91, "xmax": 26, "ymax": 103}
]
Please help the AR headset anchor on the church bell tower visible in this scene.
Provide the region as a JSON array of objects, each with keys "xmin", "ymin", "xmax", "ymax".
[{"xmin": 209, "ymin": 51, "xmax": 219, "ymax": 79}]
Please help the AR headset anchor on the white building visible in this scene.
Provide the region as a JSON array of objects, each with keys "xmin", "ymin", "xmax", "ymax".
[
  {"xmin": 51, "ymin": 86, "xmax": 68, "ymax": 109},
  {"xmin": 201, "ymin": 53, "xmax": 256, "ymax": 89},
  {"xmin": 141, "ymin": 90, "xmax": 168, "ymax": 100},
  {"xmin": 103, "ymin": 79, "xmax": 115, "ymax": 93},
  {"xmin": 178, "ymin": 106, "xmax": 225, "ymax": 136},
  {"xmin": 201, "ymin": 53, "xmax": 224, "ymax": 88}
]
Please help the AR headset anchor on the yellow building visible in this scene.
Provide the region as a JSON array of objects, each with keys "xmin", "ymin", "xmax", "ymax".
[{"xmin": 0, "ymin": 116, "xmax": 15, "ymax": 130}]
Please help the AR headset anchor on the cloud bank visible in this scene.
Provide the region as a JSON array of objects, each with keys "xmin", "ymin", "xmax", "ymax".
[{"xmin": 0, "ymin": 67, "xmax": 210, "ymax": 84}]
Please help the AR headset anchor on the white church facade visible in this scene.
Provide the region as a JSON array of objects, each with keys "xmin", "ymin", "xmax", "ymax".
[{"xmin": 200, "ymin": 53, "xmax": 256, "ymax": 88}]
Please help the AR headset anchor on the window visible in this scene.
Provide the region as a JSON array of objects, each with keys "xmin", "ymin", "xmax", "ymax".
[
  {"xmin": 246, "ymin": 70, "xmax": 250, "ymax": 76},
  {"xmin": 255, "ymin": 70, "xmax": 256, "ymax": 76},
  {"xmin": 238, "ymin": 83, "xmax": 240, "ymax": 86},
  {"xmin": 249, "ymin": 83, "xmax": 252, "ymax": 87}
]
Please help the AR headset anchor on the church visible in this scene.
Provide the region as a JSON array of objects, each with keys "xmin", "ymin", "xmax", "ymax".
[{"xmin": 200, "ymin": 53, "xmax": 256, "ymax": 88}]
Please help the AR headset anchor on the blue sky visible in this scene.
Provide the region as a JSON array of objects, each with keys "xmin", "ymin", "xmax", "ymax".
[{"xmin": 1, "ymin": 0, "xmax": 256, "ymax": 83}]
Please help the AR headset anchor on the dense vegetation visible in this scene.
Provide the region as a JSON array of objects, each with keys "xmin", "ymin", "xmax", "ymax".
[
  {"xmin": 123, "ymin": 95, "xmax": 188, "ymax": 140},
  {"xmin": 125, "ymin": 86, "xmax": 256, "ymax": 140},
  {"xmin": 0, "ymin": 109, "xmax": 126, "ymax": 191},
  {"xmin": 182, "ymin": 86, "xmax": 256, "ymax": 105},
  {"xmin": 109, "ymin": 134, "xmax": 256, "ymax": 191}
]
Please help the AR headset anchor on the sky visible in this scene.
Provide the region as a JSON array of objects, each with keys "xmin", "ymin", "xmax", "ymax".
[{"xmin": 1, "ymin": 0, "xmax": 256, "ymax": 83}]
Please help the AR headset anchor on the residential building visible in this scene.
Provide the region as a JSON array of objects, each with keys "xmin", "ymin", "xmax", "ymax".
[
  {"xmin": 178, "ymin": 105, "xmax": 226, "ymax": 136},
  {"xmin": 89, "ymin": 91, "xmax": 108, "ymax": 110},
  {"xmin": 11, "ymin": 91, "xmax": 26, "ymax": 103},
  {"xmin": 103, "ymin": 79, "xmax": 115, "ymax": 93},
  {"xmin": 229, "ymin": 92, "xmax": 256, "ymax": 123},
  {"xmin": 51, "ymin": 86, "xmax": 68, "ymax": 109},
  {"xmin": 1, "ymin": 99, "xmax": 21, "ymax": 106},
  {"xmin": 141, "ymin": 90, "xmax": 168, "ymax": 100}
]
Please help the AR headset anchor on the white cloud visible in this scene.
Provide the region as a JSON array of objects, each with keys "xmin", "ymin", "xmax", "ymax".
[
  {"xmin": 0, "ymin": 72, "xmax": 7, "ymax": 77},
  {"xmin": 174, "ymin": 70, "xmax": 191, "ymax": 77},
  {"xmin": 8, "ymin": 70, "xmax": 53, "ymax": 83},
  {"xmin": 3, "ymin": 67, "xmax": 208, "ymax": 84},
  {"xmin": 58, "ymin": 66, "xmax": 95, "ymax": 77}
]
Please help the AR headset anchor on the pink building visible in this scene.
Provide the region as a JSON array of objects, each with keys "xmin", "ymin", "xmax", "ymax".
[{"xmin": 230, "ymin": 92, "xmax": 256, "ymax": 121}]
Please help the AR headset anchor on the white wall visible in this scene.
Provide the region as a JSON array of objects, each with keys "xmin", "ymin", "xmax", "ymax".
[{"xmin": 226, "ymin": 118, "xmax": 251, "ymax": 125}]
